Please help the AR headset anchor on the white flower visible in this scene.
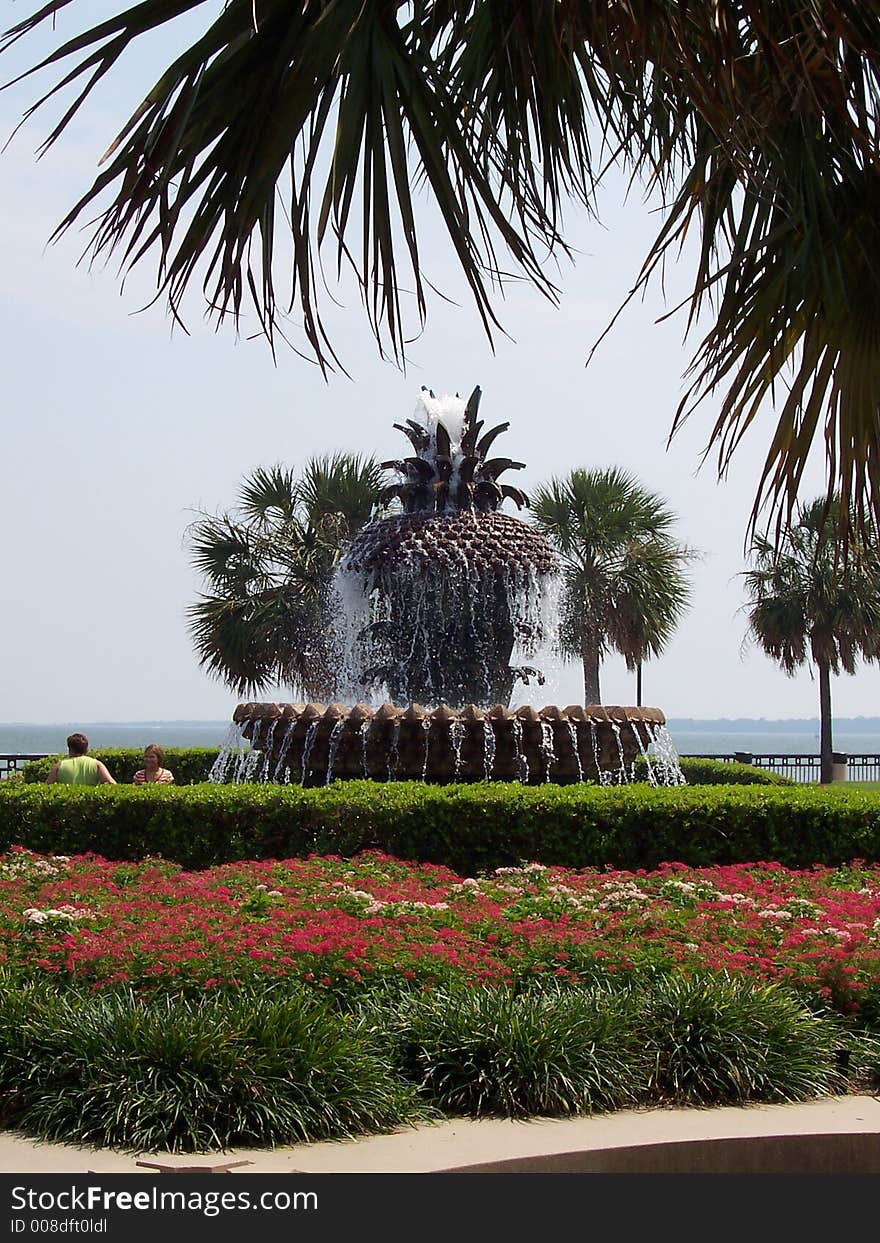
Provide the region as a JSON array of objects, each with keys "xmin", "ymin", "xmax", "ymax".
[{"xmin": 23, "ymin": 905, "xmax": 92, "ymax": 925}]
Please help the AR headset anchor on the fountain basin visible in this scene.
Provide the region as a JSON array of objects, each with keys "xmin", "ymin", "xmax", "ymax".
[{"xmin": 228, "ymin": 701, "xmax": 673, "ymax": 785}]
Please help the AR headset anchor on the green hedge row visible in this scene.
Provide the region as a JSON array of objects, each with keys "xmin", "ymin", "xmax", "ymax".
[
  {"xmin": 1, "ymin": 780, "xmax": 876, "ymax": 872},
  {"xmin": 22, "ymin": 748, "xmax": 220, "ymax": 785},
  {"xmin": 22, "ymin": 749, "xmax": 791, "ymax": 787}
]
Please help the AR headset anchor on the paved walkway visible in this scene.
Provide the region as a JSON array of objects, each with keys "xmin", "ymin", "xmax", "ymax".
[{"xmin": 2, "ymin": 1095, "xmax": 880, "ymax": 1174}]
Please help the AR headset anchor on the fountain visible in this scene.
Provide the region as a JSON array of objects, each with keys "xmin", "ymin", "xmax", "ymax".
[{"xmin": 219, "ymin": 386, "xmax": 682, "ymax": 786}]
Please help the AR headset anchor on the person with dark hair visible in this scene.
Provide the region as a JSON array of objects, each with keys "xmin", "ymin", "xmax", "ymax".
[
  {"xmin": 46, "ymin": 733, "xmax": 116, "ymax": 785},
  {"xmin": 133, "ymin": 744, "xmax": 174, "ymax": 785}
]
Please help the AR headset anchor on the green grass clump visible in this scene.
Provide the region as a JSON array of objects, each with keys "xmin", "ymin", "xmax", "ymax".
[
  {"xmin": 632, "ymin": 974, "xmax": 847, "ymax": 1105},
  {"xmin": 0, "ymin": 970, "xmax": 858, "ymax": 1150},
  {"xmin": 0, "ymin": 983, "xmax": 422, "ymax": 1152},
  {"xmin": 373, "ymin": 975, "xmax": 850, "ymax": 1119},
  {"xmin": 378, "ymin": 982, "xmax": 642, "ymax": 1118}
]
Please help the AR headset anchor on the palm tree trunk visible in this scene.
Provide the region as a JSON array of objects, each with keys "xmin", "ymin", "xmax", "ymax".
[
  {"xmin": 582, "ymin": 631, "xmax": 601, "ymax": 705},
  {"xmin": 818, "ymin": 659, "xmax": 834, "ymax": 784}
]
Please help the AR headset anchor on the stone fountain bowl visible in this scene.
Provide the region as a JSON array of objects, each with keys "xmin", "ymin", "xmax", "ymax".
[{"xmin": 231, "ymin": 702, "xmax": 669, "ymax": 785}]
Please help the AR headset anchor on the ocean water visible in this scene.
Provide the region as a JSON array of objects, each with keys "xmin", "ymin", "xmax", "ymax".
[
  {"xmin": 4, "ymin": 720, "xmax": 880, "ymax": 757},
  {"xmin": 673, "ymin": 730, "xmax": 816, "ymax": 755},
  {"xmin": 668, "ymin": 724, "xmax": 880, "ymax": 757},
  {"xmin": 0, "ymin": 722, "xmax": 229, "ymax": 756}
]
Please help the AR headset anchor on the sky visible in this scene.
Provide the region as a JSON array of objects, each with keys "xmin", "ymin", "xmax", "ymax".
[{"xmin": 3, "ymin": 4, "xmax": 878, "ymax": 725}]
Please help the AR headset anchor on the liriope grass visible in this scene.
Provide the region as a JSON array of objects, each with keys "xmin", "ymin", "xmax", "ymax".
[
  {"xmin": 0, "ymin": 983, "xmax": 424, "ymax": 1152},
  {"xmin": 631, "ymin": 974, "xmax": 848, "ymax": 1105},
  {"xmin": 374, "ymin": 982, "xmax": 643, "ymax": 1118},
  {"xmin": 0, "ymin": 972, "xmax": 860, "ymax": 1151}
]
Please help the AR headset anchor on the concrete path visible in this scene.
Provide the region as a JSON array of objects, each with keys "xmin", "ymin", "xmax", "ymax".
[{"xmin": 2, "ymin": 1095, "xmax": 880, "ymax": 1174}]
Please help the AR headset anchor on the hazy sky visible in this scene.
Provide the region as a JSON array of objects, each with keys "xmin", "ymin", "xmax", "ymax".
[{"xmin": 3, "ymin": 6, "xmax": 877, "ymax": 724}]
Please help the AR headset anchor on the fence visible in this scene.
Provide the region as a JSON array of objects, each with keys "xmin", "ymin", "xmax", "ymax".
[
  {"xmin": 3, "ymin": 752, "xmax": 880, "ymax": 784},
  {"xmin": 683, "ymin": 752, "xmax": 880, "ymax": 783},
  {"xmin": 0, "ymin": 754, "xmax": 50, "ymax": 779}
]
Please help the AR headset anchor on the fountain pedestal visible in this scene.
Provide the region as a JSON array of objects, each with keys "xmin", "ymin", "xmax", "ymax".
[{"xmin": 229, "ymin": 701, "xmax": 673, "ymax": 785}]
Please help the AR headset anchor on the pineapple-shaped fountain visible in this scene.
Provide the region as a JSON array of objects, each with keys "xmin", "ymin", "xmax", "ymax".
[
  {"xmin": 336, "ymin": 385, "xmax": 558, "ymax": 707},
  {"xmin": 228, "ymin": 387, "xmax": 673, "ymax": 785}
]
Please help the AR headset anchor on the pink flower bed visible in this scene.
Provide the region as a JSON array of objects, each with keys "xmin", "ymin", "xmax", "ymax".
[{"xmin": 3, "ymin": 847, "xmax": 880, "ymax": 1012}]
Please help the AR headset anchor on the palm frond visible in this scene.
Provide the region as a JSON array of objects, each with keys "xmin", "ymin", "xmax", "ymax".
[
  {"xmin": 186, "ymin": 450, "xmax": 381, "ymax": 695},
  {"xmin": 532, "ymin": 466, "xmax": 694, "ymax": 694},
  {"xmin": 743, "ymin": 496, "xmax": 880, "ymax": 678},
  {"xmin": 5, "ymin": 1, "xmax": 880, "ymax": 534}
]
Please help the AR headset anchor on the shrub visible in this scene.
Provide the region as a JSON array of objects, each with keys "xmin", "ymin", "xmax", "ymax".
[
  {"xmin": 22, "ymin": 750, "xmax": 790, "ymax": 786},
  {"xmin": 2, "ymin": 780, "xmax": 880, "ymax": 871},
  {"xmin": 0, "ymin": 981, "xmax": 421, "ymax": 1151},
  {"xmin": 378, "ymin": 982, "xmax": 643, "ymax": 1117},
  {"xmin": 0, "ymin": 971, "xmax": 853, "ymax": 1148},
  {"xmin": 666, "ymin": 757, "xmax": 792, "ymax": 786},
  {"xmin": 23, "ymin": 749, "xmax": 219, "ymax": 786},
  {"xmin": 631, "ymin": 974, "xmax": 846, "ymax": 1105}
]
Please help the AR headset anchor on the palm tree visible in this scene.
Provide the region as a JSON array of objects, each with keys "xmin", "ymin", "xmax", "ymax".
[
  {"xmin": 4, "ymin": 4, "xmax": 880, "ymax": 544},
  {"xmin": 743, "ymin": 499, "xmax": 880, "ymax": 784},
  {"xmin": 531, "ymin": 468, "xmax": 694, "ymax": 704},
  {"xmin": 187, "ymin": 453, "xmax": 384, "ymax": 699}
]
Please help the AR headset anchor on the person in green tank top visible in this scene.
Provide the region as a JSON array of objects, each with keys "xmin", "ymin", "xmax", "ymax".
[{"xmin": 46, "ymin": 733, "xmax": 116, "ymax": 786}]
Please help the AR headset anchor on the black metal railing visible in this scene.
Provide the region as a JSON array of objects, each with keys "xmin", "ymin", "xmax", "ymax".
[
  {"xmin": 683, "ymin": 752, "xmax": 880, "ymax": 783},
  {"xmin": 0, "ymin": 753, "xmax": 50, "ymax": 779},
  {"xmin": 1, "ymin": 751, "xmax": 879, "ymax": 783}
]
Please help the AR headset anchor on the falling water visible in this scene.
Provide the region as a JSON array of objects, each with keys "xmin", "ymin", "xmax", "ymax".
[
  {"xmin": 539, "ymin": 721, "xmax": 556, "ymax": 782},
  {"xmin": 231, "ymin": 732, "xmax": 253, "ymax": 784},
  {"xmin": 240, "ymin": 745, "xmax": 262, "ymax": 783},
  {"xmin": 649, "ymin": 723, "xmax": 687, "ymax": 786},
  {"xmin": 483, "ymin": 721, "xmax": 496, "ymax": 781},
  {"xmin": 224, "ymin": 702, "xmax": 681, "ymax": 787},
  {"xmin": 590, "ymin": 721, "xmax": 611, "ymax": 786},
  {"xmin": 272, "ymin": 719, "xmax": 297, "ymax": 782},
  {"xmin": 567, "ymin": 722, "xmax": 584, "ymax": 782},
  {"xmin": 208, "ymin": 723, "xmax": 244, "ymax": 784},
  {"xmin": 387, "ymin": 721, "xmax": 401, "ymax": 781},
  {"xmin": 421, "ymin": 718, "xmax": 431, "ymax": 781},
  {"xmin": 629, "ymin": 721, "xmax": 657, "ymax": 786},
  {"xmin": 325, "ymin": 720, "xmax": 345, "ymax": 784},
  {"xmin": 450, "ymin": 720, "xmax": 465, "ymax": 781},
  {"xmin": 258, "ymin": 720, "xmax": 278, "ymax": 782},
  {"xmin": 611, "ymin": 722, "xmax": 631, "ymax": 784},
  {"xmin": 512, "ymin": 718, "xmax": 529, "ymax": 783},
  {"xmin": 300, "ymin": 722, "xmax": 319, "ymax": 784}
]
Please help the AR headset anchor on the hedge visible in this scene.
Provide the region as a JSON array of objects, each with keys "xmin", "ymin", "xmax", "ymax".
[
  {"xmin": 23, "ymin": 748, "xmax": 220, "ymax": 785},
  {"xmin": 22, "ymin": 749, "xmax": 791, "ymax": 787},
  {"xmin": 1, "ymin": 780, "xmax": 877, "ymax": 872}
]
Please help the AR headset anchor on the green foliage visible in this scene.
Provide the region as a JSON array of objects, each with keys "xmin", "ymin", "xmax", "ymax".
[
  {"xmin": 4, "ymin": 779, "xmax": 880, "ymax": 872},
  {"xmin": 378, "ymin": 982, "xmax": 642, "ymax": 1118},
  {"xmin": 187, "ymin": 453, "xmax": 384, "ymax": 699},
  {"xmin": 744, "ymin": 499, "xmax": 880, "ymax": 780},
  {"xmin": 0, "ymin": 971, "xmax": 851, "ymax": 1149},
  {"xmin": 654, "ymin": 757, "xmax": 792, "ymax": 786},
  {"xmin": 0, "ymin": 980, "xmax": 421, "ymax": 1152},
  {"xmin": 22, "ymin": 749, "xmax": 218, "ymax": 786},
  {"xmin": 632, "ymin": 974, "xmax": 846, "ymax": 1105},
  {"xmin": 531, "ymin": 467, "xmax": 694, "ymax": 702},
  {"xmin": 5, "ymin": 4, "xmax": 880, "ymax": 540}
]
